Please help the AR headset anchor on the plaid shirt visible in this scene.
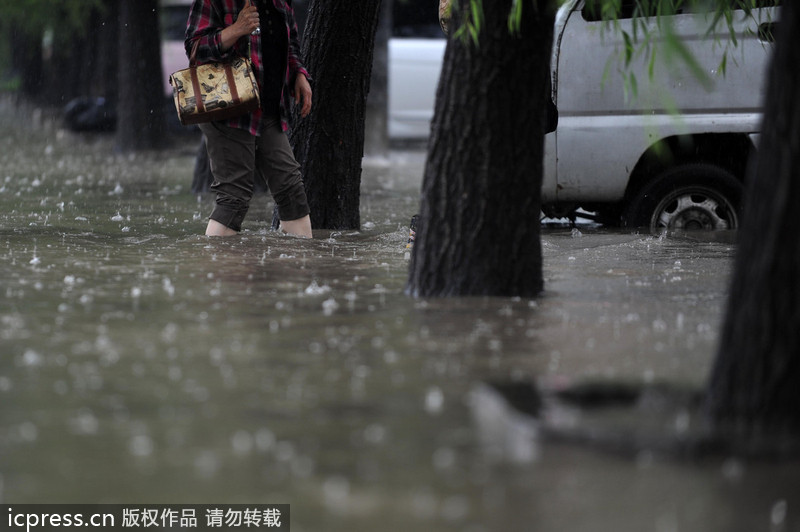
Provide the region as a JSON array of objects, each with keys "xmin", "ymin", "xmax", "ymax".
[{"xmin": 184, "ymin": 0, "xmax": 309, "ymax": 135}]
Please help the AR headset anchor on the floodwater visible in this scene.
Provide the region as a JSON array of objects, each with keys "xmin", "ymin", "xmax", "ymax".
[{"xmin": 1, "ymin": 99, "xmax": 799, "ymax": 531}]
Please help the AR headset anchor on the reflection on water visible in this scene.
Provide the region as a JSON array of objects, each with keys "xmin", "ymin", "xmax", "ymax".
[{"xmin": 1, "ymin": 101, "xmax": 799, "ymax": 531}]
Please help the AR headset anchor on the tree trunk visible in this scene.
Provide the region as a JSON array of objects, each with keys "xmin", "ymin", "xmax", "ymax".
[
  {"xmin": 95, "ymin": 0, "xmax": 120, "ymax": 105},
  {"xmin": 288, "ymin": 0, "xmax": 383, "ymax": 230},
  {"xmin": 364, "ymin": 0, "xmax": 391, "ymax": 158},
  {"xmin": 406, "ymin": 0, "xmax": 553, "ymax": 298},
  {"xmin": 10, "ymin": 28, "xmax": 43, "ymax": 98},
  {"xmin": 116, "ymin": 0, "xmax": 168, "ymax": 151},
  {"xmin": 706, "ymin": 2, "xmax": 800, "ymax": 442}
]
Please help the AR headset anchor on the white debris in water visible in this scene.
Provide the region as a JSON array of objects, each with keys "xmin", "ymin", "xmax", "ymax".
[
  {"xmin": 721, "ymin": 458, "xmax": 744, "ymax": 481},
  {"xmin": 304, "ymin": 280, "xmax": 331, "ymax": 296},
  {"xmin": 571, "ymin": 227, "xmax": 583, "ymax": 238},
  {"xmin": 129, "ymin": 434, "xmax": 154, "ymax": 457},
  {"xmin": 322, "ymin": 476, "xmax": 350, "ymax": 512},
  {"xmin": 194, "ymin": 451, "xmax": 220, "ymax": 478},
  {"xmin": 363, "ymin": 221, "xmax": 376, "ymax": 230},
  {"xmin": 771, "ymin": 500, "xmax": 788, "ymax": 528},
  {"xmin": 70, "ymin": 409, "xmax": 99, "ymax": 435},
  {"xmin": 322, "ymin": 298, "xmax": 339, "ymax": 316},
  {"xmin": 18, "ymin": 422, "xmax": 38, "ymax": 442},
  {"xmin": 425, "ymin": 386, "xmax": 444, "ymax": 414},
  {"xmin": 111, "ymin": 212, "xmax": 124, "ymax": 222},
  {"xmin": 432, "ymin": 447, "xmax": 456, "ymax": 470},
  {"xmin": 111, "ymin": 183, "xmax": 124, "ymax": 195},
  {"xmin": 21, "ymin": 349, "xmax": 43, "ymax": 367},
  {"xmin": 231, "ymin": 430, "xmax": 254, "ymax": 455},
  {"xmin": 162, "ymin": 278, "xmax": 175, "ymax": 297},
  {"xmin": 441, "ymin": 495, "xmax": 469, "ymax": 522},
  {"xmin": 363, "ymin": 423, "xmax": 386, "ymax": 445},
  {"xmin": 254, "ymin": 428, "xmax": 276, "ymax": 452},
  {"xmin": 344, "ymin": 291, "xmax": 357, "ymax": 309},
  {"xmin": 652, "ymin": 318, "xmax": 668, "ymax": 333},
  {"xmin": 130, "ymin": 287, "xmax": 142, "ymax": 298},
  {"xmin": 674, "ymin": 410, "xmax": 691, "ymax": 434}
]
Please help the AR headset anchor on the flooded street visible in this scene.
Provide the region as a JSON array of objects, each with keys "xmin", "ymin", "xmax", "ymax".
[{"xmin": 2, "ymin": 99, "xmax": 799, "ymax": 531}]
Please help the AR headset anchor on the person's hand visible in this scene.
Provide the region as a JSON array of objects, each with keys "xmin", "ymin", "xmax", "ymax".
[
  {"xmin": 233, "ymin": 3, "xmax": 259, "ymax": 38},
  {"xmin": 293, "ymin": 74, "xmax": 313, "ymax": 118},
  {"xmin": 220, "ymin": 2, "xmax": 259, "ymax": 50}
]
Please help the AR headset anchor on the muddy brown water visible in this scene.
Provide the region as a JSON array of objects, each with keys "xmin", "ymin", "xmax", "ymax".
[{"xmin": 1, "ymin": 100, "xmax": 798, "ymax": 531}]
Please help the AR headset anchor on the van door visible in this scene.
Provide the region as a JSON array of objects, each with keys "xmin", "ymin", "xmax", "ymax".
[{"xmin": 553, "ymin": 0, "xmax": 775, "ymax": 204}]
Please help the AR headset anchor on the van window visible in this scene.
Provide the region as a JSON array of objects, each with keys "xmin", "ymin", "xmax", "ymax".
[
  {"xmin": 393, "ymin": 0, "xmax": 444, "ymax": 38},
  {"xmin": 581, "ymin": 0, "xmax": 779, "ymax": 22},
  {"xmin": 582, "ymin": 0, "xmax": 682, "ymax": 21}
]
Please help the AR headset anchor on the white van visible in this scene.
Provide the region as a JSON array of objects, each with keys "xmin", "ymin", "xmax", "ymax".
[
  {"xmin": 543, "ymin": 0, "xmax": 778, "ymax": 230},
  {"xmin": 389, "ymin": 2, "xmax": 447, "ymax": 138}
]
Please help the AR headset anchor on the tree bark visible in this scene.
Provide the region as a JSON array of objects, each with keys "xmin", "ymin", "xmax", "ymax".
[
  {"xmin": 364, "ymin": 0, "xmax": 391, "ymax": 158},
  {"xmin": 116, "ymin": 0, "xmax": 168, "ymax": 151},
  {"xmin": 10, "ymin": 27, "xmax": 43, "ymax": 98},
  {"xmin": 95, "ymin": 0, "xmax": 120, "ymax": 105},
  {"xmin": 707, "ymin": 2, "xmax": 800, "ymax": 442},
  {"xmin": 288, "ymin": 0, "xmax": 383, "ymax": 230},
  {"xmin": 406, "ymin": 0, "xmax": 553, "ymax": 298}
]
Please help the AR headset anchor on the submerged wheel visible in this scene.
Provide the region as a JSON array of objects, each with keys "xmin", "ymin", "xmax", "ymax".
[{"xmin": 623, "ymin": 163, "xmax": 743, "ymax": 232}]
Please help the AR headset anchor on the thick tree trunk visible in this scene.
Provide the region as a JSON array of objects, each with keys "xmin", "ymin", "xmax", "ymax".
[
  {"xmin": 364, "ymin": 0, "xmax": 391, "ymax": 158},
  {"xmin": 406, "ymin": 0, "xmax": 553, "ymax": 298},
  {"xmin": 95, "ymin": 0, "xmax": 120, "ymax": 105},
  {"xmin": 116, "ymin": 0, "xmax": 168, "ymax": 151},
  {"xmin": 10, "ymin": 28, "xmax": 43, "ymax": 98},
  {"xmin": 707, "ymin": 3, "xmax": 800, "ymax": 442},
  {"xmin": 288, "ymin": 0, "xmax": 382, "ymax": 230}
]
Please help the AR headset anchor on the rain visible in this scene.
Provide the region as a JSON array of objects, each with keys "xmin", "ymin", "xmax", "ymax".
[{"xmin": 2, "ymin": 96, "xmax": 800, "ymax": 531}]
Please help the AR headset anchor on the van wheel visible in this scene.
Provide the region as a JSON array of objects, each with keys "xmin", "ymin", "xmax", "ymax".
[{"xmin": 623, "ymin": 164, "xmax": 742, "ymax": 232}]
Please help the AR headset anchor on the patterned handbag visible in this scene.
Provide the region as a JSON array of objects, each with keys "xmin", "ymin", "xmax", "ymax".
[{"xmin": 170, "ymin": 39, "xmax": 260, "ymax": 126}]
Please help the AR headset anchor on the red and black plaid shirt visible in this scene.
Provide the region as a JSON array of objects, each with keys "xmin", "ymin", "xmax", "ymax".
[{"xmin": 184, "ymin": 0, "xmax": 309, "ymax": 135}]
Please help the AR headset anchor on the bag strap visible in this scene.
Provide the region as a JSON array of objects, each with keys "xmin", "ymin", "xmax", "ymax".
[
  {"xmin": 188, "ymin": 40, "xmax": 206, "ymax": 114},
  {"xmin": 187, "ymin": 39, "xmax": 246, "ymax": 114}
]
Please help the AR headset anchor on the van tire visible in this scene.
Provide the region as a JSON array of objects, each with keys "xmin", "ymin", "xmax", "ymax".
[{"xmin": 622, "ymin": 163, "xmax": 743, "ymax": 232}]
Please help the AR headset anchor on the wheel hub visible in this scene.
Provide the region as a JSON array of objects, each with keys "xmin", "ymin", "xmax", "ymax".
[{"xmin": 654, "ymin": 192, "xmax": 735, "ymax": 231}]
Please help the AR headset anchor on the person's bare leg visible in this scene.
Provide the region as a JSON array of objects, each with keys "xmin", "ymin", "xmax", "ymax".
[
  {"xmin": 206, "ymin": 219, "xmax": 238, "ymax": 236},
  {"xmin": 279, "ymin": 215, "xmax": 312, "ymax": 238}
]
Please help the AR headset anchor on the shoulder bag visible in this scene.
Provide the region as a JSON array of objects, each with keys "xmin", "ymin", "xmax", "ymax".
[{"xmin": 170, "ymin": 38, "xmax": 260, "ymax": 126}]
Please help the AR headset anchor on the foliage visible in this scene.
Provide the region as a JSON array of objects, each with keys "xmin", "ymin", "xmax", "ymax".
[
  {"xmin": 452, "ymin": 0, "xmax": 779, "ymax": 97},
  {"xmin": 0, "ymin": 0, "xmax": 105, "ymax": 36},
  {"xmin": 586, "ymin": 0, "xmax": 780, "ymax": 96}
]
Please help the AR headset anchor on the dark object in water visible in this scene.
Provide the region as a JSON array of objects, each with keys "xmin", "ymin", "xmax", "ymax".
[{"xmin": 64, "ymin": 97, "xmax": 116, "ymax": 132}]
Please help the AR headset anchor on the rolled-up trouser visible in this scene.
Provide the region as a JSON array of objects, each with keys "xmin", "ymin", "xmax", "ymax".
[{"xmin": 198, "ymin": 117, "xmax": 310, "ymax": 232}]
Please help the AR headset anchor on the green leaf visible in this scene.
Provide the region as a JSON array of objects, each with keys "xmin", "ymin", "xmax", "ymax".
[{"xmin": 623, "ymin": 30, "xmax": 633, "ymax": 66}]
